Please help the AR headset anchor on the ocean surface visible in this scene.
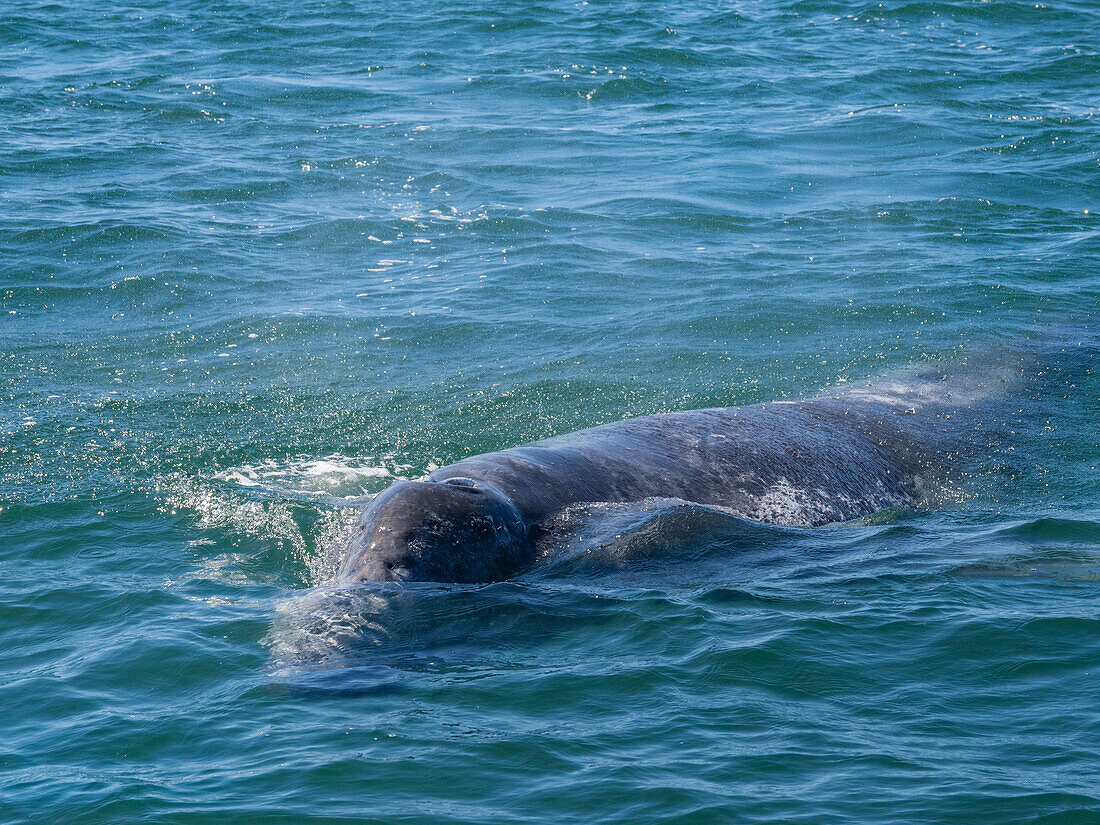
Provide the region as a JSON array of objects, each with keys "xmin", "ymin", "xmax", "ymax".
[{"xmin": 2, "ymin": 0, "xmax": 1098, "ymax": 822}]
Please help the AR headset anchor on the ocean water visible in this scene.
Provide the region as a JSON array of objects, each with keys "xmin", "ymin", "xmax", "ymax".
[{"xmin": 2, "ymin": 0, "xmax": 1098, "ymax": 822}]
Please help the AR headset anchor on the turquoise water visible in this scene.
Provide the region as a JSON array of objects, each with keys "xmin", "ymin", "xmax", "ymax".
[{"xmin": 2, "ymin": 0, "xmax": 1099, "ymax": 821}]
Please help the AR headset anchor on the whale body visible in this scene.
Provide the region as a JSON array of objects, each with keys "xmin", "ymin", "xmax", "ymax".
[{"xmin": 336, "ymin": 363, "xmax": 1010, "ymax": 584}]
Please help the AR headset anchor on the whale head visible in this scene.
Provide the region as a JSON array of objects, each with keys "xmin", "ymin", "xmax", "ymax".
[{"xmin": 338, "ymin": 477, "xmax": 530, "ymax": 583}]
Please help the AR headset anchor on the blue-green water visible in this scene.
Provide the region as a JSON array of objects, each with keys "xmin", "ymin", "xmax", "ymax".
[{"xmin": 2, "ymin": 0, "xmax": 1099, "ymax": 822}]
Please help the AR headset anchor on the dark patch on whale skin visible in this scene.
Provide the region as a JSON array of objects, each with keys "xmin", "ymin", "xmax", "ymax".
[{"xmin": 338, "ymin": 380, "xmax": 977, "ymax": 584}]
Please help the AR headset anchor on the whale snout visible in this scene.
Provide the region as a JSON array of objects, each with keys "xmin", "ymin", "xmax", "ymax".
[
  {"xmin": 338, "ymin": 478, "xmax": 530, "ymax": 584},
  {"xmin": 344, "ymin": 543, "xmax": 409, "ymax": 582}
]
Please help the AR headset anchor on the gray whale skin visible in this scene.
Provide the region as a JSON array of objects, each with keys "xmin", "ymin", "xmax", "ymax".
[{"xmin": 338, "ymin": 374, "xmax": 980, "ymax": 584}]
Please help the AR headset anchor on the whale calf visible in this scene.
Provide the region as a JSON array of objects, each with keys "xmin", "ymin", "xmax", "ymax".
[{"xmin": 338, "ymin": 365, "xmax": 1008, "ymax": 584}]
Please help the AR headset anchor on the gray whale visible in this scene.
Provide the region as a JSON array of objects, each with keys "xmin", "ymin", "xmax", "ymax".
[{"xmin": 338, "ymin": 368, "xmax": 999, "ymax": 584}]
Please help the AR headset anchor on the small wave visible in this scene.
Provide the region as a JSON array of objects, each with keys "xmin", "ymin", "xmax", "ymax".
[
  {"xmin": 580, "ymin": 75, "xmax": 671, "ymax": 102},
  {"xmin": 994, "ymin": 517, "xmax": 1100, "ymax": 544},
  {"xmin": 10, "ymin": 220, "xmax": 182, "ymax": 249},
  {"xmin": 946, "ymin": 517, "xmax": 1100, "ymax": 581},
  {"xmin": 952, "ymin": 555, "xmax": 1100, "ymax": 583}
]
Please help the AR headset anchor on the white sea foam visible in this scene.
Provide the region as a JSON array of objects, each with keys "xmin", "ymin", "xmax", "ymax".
[
  {"xmin": 162, "ymin": 478, "xmax": 300, "ymax": 543},
  {"xmin": 163, "ymin": 474, "xmax": 360, "ymax": 588},
  {"xmin": 214, "ymin": 454, "xmax": 402, "ymax": 501},
  {"xmin": 159, "ymin": 476, "xmax": 315, "ymax": 562},
  {"xmin": 306, "ymin": 507, "xmax": 363, "ymax": 586},
  {"xmin": 158, "ymin": 456, "xmax": 393, "ymax": 589}
]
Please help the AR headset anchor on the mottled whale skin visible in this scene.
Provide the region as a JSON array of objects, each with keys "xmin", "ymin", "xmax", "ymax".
[{"xmin": 338, "ymin": 371, "xmax": 989, "ymax": 584}]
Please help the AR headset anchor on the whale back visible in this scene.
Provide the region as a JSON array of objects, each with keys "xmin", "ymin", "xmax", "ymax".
[{"xmin": 340, "ymin": 354, "xmax": 1034, "ymax": 583}]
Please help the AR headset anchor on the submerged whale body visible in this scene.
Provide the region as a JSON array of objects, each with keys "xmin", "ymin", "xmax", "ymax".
[{"xmin": 339, "ymin": 368, "xmax": 1000, "ymax": 584}]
